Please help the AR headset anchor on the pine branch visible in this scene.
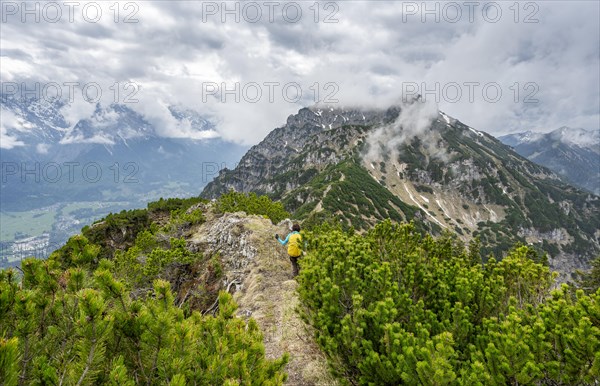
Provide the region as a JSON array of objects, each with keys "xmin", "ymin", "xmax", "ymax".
[
  {"xmin": 76, "ymin": 322, "xmax": 98, "ymax": 386},
  {"xmin": 202, "ymin": 279, "xmax": 240, "ymax": 315},
  {"xmin": 148, "ymin": 335, "xmax": 163, "ymax": 386},
  {"xmin": 18, "ymin": 335, "xmax": 30, "ymax": 386}
]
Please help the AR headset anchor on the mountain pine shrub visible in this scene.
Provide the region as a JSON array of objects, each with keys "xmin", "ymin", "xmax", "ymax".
[
  {"xmin": 216, "ymin": 190, "xmax": 290, "ymax": 224},
  {"xmin": 298, "ymin": 220, "xmax": 599, "ymax": 385},
  {"xmin": 0, "ymin": 259, "xmax": 288, "ymax": 385},
  {"xmin": 0, "ymin": 202, "xmax": 288, "ymax": 385}
]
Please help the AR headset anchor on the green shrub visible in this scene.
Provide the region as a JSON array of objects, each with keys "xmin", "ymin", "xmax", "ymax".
[
  {"xmin": 147, "ymin": 196, "xmax": 206, "ymax": 214},
  {"xmin": 216, "ymin": 190, "xmax": 290, "ymax": 223},
  {"xmin": 0, "ymin": 260, "xmax": 288, "ymax": 385},
  {"xmin": 577, "ymin": 255, "xmax": 600, "ymax": 294},
  {"xmin": 298, "ymin": 220, "xmax": 597, "ymax": 385},
  {"xmin": 81, "ymin": 209, "xmax": 151, "ymax": 261}
]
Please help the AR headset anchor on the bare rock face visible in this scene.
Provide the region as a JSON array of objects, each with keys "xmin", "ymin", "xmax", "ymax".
[
  {"xmin": 191, "ymin": 212, "xmax": 258, "ymax": 270},
  {"xmin": 549, "ymin": 254, "xmax": 588, "ymax": 284}
]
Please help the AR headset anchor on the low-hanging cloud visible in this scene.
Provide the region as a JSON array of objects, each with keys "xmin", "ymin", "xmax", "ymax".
[
  {"xmin": 0, "ymin": 107, "xmax": 26, "ymax": 149},
  {"xmin": 363, "ymin": 97, "xmax": 443, "ymax": 163}
]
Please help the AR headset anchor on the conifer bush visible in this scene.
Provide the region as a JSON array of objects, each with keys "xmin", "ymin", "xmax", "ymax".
[
  {"xmin": 216, "ymin": 190, "xmax": 290, "ymax": 224},
  {"xmin": 298, "ymin": 220, "xmax": 599, "ymax": 385},
  {"xmin": 0, "ymin": 259, "xmax": 288, "ymax": 385},
  {"xmin": 0, "ymin": 202, "xmax": 288, "ymax": 385}
]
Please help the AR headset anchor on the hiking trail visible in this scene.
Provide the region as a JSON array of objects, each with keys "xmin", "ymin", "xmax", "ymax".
[{"xmin": 190, "ymin": 210, "xmax": 338, "ymax": 386}]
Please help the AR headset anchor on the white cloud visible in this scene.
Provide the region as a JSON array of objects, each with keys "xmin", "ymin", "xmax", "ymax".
[
  {"xmin": 0, "ymin": 127, "xmax": 25, "ymax": 149},
  {"xmin": 1, "ymin": 108, "xmax": 27, "ymax": 148},
  {"xmin": 364, "ymin": 98, "xmax": 442, "ymax": 162},
  {"xmin": 0, "ymin": 1, "xmax": 598, "ymax": 145},
  {"xmin": 36, "ymin": 143, "xmax": 50, "ymax": 154},
  {"xmin": 59, "ymin": 96, "xmax": 97, "ymax": 129}
]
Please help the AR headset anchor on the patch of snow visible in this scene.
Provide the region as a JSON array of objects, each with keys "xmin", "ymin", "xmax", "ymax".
[
  {"xmin": 468, "ymin": 127, "xmax": 484, "ymax": 137},
  {"xmin": 435, "ymin": 199, "xmax": 451, "ymax": 218},
  {"xmin": 440, "ymin": 111, "xmax": 451, "ymax": 124},
  {"xmin": 118, "ymin": 133, "xmax": 130, "ymax": 147},
  {"xmin": 404, "ymin": 183, "xmax": 446, "ymax": 228}
]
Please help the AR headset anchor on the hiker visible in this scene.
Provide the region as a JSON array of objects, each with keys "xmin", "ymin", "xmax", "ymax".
[{"xmin": 275, "ymin": 223, "xmax": 302, "ymax": 277}]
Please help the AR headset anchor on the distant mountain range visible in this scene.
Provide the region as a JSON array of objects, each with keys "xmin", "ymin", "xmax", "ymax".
[
  {"xmin": 0, "ymin": 94, "xmax": 247, "ymax": 267},
  {"xmin": 203, "ymin": 103, "xmax": 599, "ymax": 280},
  {"xmin": 1, "ymin": 95, "xmax": 247, "ymax": 211},
  {"xmin": 499, "ymin": 128, "xmax": 599, "ymax": 195}
]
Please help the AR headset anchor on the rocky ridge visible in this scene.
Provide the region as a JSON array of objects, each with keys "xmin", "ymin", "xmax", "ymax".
[{"xmin": 188, "ymin": 208, "xmax": 337, "ymax": 386}]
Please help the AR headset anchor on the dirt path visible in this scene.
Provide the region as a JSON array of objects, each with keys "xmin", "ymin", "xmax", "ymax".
[{"xmin": 190, "ymin": 212, "xmax": 338, "ymax": 386}]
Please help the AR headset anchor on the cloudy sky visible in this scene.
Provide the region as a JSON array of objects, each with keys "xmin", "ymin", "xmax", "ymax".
[{"xmin": 1, "ymin": 0, "xmax": 598, "ymax": 145}]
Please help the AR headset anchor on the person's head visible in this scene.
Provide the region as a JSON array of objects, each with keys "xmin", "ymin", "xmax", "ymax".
[{"xmin": 292, "ymin": 223, "xmax": 300, "ymax": 232}]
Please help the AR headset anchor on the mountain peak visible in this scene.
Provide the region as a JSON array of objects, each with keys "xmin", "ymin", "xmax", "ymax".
[
  {"xmin": 203, "ymin": 105, "xmax": 599, "ymax": 282},
  {"xmin": 283, "ymin": 104, "xmax": 397, "ymax": 132},
  {"xmin": 499, "ymin": 127, "xmax": 599, "ymax": 195}
]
